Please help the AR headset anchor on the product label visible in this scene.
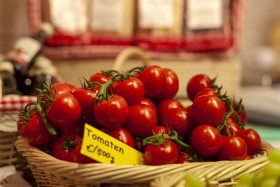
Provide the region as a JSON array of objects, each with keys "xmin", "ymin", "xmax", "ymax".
[
  {"xmin": 49, "ymin": 0, "xmax": 88, "ymax": 32},
  {"xmin": 139, "ymin": 0, "xmax": 173, "ymax": 29},
  {"xmin": 81, "ymin": 124, "xmax": 144, "ymax": 165},
  {"xmin": 13, "ymin": 37, "xmax": 40, "ymax": 63},
  {"xmin": 89, "ymin": 0, "xmax": 123, "ymax": 31},
  {"xmin": 186, "ymin": 0, "xmax": 223, "ymax": 30}
]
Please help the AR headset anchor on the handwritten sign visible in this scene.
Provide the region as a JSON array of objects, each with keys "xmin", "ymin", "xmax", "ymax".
[{"xmin": 81, "ymin": 124, "xmax": 144, "ymax": 165}]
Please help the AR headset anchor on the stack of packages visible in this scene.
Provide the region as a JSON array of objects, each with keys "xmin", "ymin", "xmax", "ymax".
[{"xmin": 27, "ymin": 0, "xmax": 244, "ymax": 60}]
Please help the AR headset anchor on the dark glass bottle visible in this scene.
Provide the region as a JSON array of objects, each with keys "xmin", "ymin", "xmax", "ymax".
[
  {"xmin": 25, "ymin": 56, "xmax": 59, "ymax": 95},
  {"xmin": 4, "ymin": 22, "xmax": 54, "ymax": 94}
]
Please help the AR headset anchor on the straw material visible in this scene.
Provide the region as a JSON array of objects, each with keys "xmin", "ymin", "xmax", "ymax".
[{"xmin": 15, "ymin": 136, "xmax": 273, "ymax": 187}]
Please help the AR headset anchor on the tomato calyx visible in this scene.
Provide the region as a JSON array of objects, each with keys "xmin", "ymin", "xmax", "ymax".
[
  {"xmin": 62, "ymin": 133, "xmax": 82, "ymax": 151},
  {"xmin": 18, "ymin": 102, "xmax": 37, "ymax": 125},
  {"xmin": 128, "ymin": 65, "xmax": 147, "ymax": 75},
  {"xmin": 143, "ymin": 131, "xmax": 195, "ymax": 152},
  {"xmin": 101, "ymin": 70, "xmax": 119, "ymax": 77},
  {"xmin": 217, "ymin": 100, "xmax": 243, "ymax": 136}
]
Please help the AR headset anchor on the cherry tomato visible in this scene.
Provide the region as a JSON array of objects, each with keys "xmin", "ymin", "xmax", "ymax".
[
  {"xmin": 161, "ymin": 108, "xmax": 195, "ymax": 138},
  {"xmin": 46, "ymin": 93, "xmax": 82, "ymax": 128},
  {"xmin": 59, "ymin": 117, "xmax": 86, "ymax": 137},
  {"xmin": 52, "ymin": 134, "xmax": 82, "ymax": 162},
  {"xmin": 156, "ymin": 68, "xmax": 179, "ymax": 100},
  {"xmin": 157, "ymin": 99, "xmax": 184, "ymax": 123},
  {"xmin": 65, "ymin": 83, "xmax": 76, "ymax": 93},
  {"xmin": 89, "ymin": 72, "xmax": 113, "ymax": 85},
  {"xmin": 244, "ymin": 128, "xmax": 261, "ymax": 155},
  {"xmin": 191, "ymin": 95, "xmax": 225, "ymax": 127},
  {"xmin": 149, "ymin": 126, "xmax": 168, "ymax": 136},
  {"xmin": 123, "ymin": 104, "xmax": 157, "ymax": 137},
  {"xmin": 220, "ymin": 118, "xmax": 245, "ymax": 138},
  {"xmin": 103, "ymin": 127, "xmax": 135, "ymax": 148},
  {"xmin": 244, "ymin": 155, "xmax": 253, "ymax": 160},
  {"xmin": 194, "ymin": 87, "xmax": 217, "ymax": 100},
  {"xmin": 144, "ymin": 140, "xmax": 179, "ymax": 165},
  {"xmin": 94, "ymin": 94, "xmax": 128, "ymax": 129},
  {"xmin": 177, "ymin": 152, "xmax": 191, "ymax": 164},
  {"xmin": 112, "ymin": 77, "xmax": 145, "ymax": 106},
  {"xmin": 224, "ymin": 100, "xmax": 247, "ymax": 125},
  {"xmin": 72, "ymin": 87, "xmax": 99, "ymax": 121},
  {"xmin": 71, "ymin": 141, "xmax": 97, "ymax": 163},
  {"xmin": 134, "ymin": 138, "xmax": 145, "ymax": 153},
  {"xmin": 186, "ymin": 74, "xmax": 212, "ymax": 101},
  {"xmin": 138, "ymin": 65, "xmax": 166, "ymax": 98},
  {"xmin": 20, "ymin": 112, "xmax": 54, "ymax": 147},
  {"xmin": 215, "ymin": 136, "xmax": 247, "ymax": 161},
  {"xmin": 140, "ymin": 97, "xmax": 157, "ymax": 112},
  {"xmin": 50, "ymin": 83, "xmax": 72, "ymax": 97},
  {"xmin": 89, "ymin": 72, "xmax": 113, "ymax": 90},
  {"xmin": 191, "ymin": 124, "xmax": 223, "ymax": 157}
]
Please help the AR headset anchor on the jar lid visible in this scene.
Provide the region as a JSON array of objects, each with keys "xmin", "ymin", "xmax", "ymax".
[
  {"xmin": 40, "ymin": 22, "xmax": 54, "ymax": 37},
  {"xmin": 0, "ymin": 61, "xmax": 14, "ymax": 74},
  {"xmin": 34, "ymin": 56, "xmax": 52, "ymax": 69}
]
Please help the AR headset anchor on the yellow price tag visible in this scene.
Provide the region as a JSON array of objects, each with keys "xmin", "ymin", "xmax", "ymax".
[{"xmin": 81, "ymin": 123, "xmax": 144, "ymax": 165}]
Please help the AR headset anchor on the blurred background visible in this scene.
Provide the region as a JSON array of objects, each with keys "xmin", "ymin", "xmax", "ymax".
[
  {"xmin": 1, "ymin": 0, "xmax": 280, "ymax": 87},
  {"xmin": 1, "ymin": 0, "xmax": 280, "ymax": 146}
]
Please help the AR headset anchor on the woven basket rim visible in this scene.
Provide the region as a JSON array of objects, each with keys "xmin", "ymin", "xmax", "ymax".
[{"xmin": 15, "ymin": 136, "xmax": 274, "ymax": 185}]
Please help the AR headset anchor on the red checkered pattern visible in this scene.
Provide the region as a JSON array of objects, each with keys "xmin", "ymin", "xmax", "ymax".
[{"xmin": 0, "ymin": 96, "xmax": 37, "ymax": 113}]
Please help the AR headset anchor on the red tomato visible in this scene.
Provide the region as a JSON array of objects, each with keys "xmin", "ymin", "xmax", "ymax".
[
  {"xmin": 72, "ymin": 87, "xmax": 99, "ymax": 121},
  {"xmin": 50, "ymin": 83, "xmax": 72, "ymax": 97},
  {"xmin": 46, "ymin": 93, "xmax": 82, "ymax": 128},
  {"xmin": 215, "ymin": 136, "xmax": 247, "ymax": 161},
  {"xmin": 244, "ymin": 155, "xmax": 253, "ymax": 160},
  {"xmin": 52, "ymin": 134, "xmax": 82, "ymax": 162},
  {"xmin": 224, "ymin": 100, "xmax": 247, "ymax": 125},
  {"xmin": 161, "ymin": 108, "xmax": 195, "ymax": 138},
  {"xmin": 155, "ymin": 68, "xmax": 179, "ymax": 100},
  {"xmin": 94, "ymin": 94, "xmax": 128, "ymax": 129},
  {"xmin": 59, "ymin": 117, "xmax": 86, "ymax": 137},
  {"xmin": 134, "ymin": 138, "xmax": 145, "ymax": 153},
  {"xmin": 194, "ymin": 87, "xmax": 217, "ymax": 100},
  {"xmin": 89, "ymin": 72, "xmax": 113, "ymax": 85},
  {"xmin": 149, "ymin": 126, "xmax": 168, "ymax": 136},
  {"xmin": 244, "ymin": 128, "xmax": 261, "ymax": 155},
  {"xmin": 65, "ymin": 83, "xmax": 76, "ymax": 93},
  {"xmin": 177, "ymin": 152, "xmax": 191, "ymax": 164},
  {"xmin": 71, "ymin": 142, "xmax": 97, "ymax": 163},
  {"xmin": 112, "ymin": 77, "xmax": 145, "ymax": 106},
  {"xmin": 157, "ymin": 99, "xmax": 184, "ymax": 123},
  {"xmin": 144, "ymin": 140, "xmax": 179, "ymax": 165},
  {"xmin": 186, "ymin": 74, "xmax": 212, "ymax": 101},
  {"xmin": 138, "ymin": 65, "xmax": 166, "ymax": 98},
  {"xmin": 191, "ymin": 124, "xmax": 223, "ymax": 157},
  {"xmin": 140, "ymin": 97, "xmax": 157, "ymax": 112},
  {"xmin": 123, "ymin": 104, "xmax": 157, "ymax": 137},
  {"xmin": 220, "ymin": 118, "xmax": 245, "ymax": 138},
  {"xmin": 103, "ymin": 127, "xmax": 135, "ymax": 148},
  {"xmin": 191, "ymin": 95, "xmax": 225, "ymax": 127},
  {"xmin": 20, "ymin": 112, "xmax": 54, "ymax": 147}
]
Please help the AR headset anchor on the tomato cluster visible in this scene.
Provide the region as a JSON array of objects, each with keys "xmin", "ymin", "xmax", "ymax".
[{"xmin": 17, "ymin": 67, "xmax": 262, "ymax": 165}]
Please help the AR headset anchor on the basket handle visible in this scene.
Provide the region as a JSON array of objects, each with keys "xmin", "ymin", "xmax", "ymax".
[{"xmin": 112, "ymin": 47, "xmax": 150, "ymax": 71}]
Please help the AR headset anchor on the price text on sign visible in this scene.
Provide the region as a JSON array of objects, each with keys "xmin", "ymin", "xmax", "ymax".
[{"xmin": 81, "ymin": 124, "xmax": 144, "ymax": 165}]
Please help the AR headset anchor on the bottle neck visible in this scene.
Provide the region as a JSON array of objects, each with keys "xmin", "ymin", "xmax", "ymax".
[{"xmin": 33, "ymin": 30, "xmax": 48, "ymax": 44}]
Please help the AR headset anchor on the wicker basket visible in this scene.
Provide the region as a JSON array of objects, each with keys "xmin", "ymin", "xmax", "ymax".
[
  {"xmin": 0, "ymin": 96, "xmax": 37, "ymax": 184},
  {"xmin": 15, "ymin": 137, "xmax": 274, "ymax": 187}
]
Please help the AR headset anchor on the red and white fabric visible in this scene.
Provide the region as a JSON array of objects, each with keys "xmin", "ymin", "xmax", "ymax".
[{"xmin": 0, "ymin": 95, "xmax": 37, "ymax": 132}]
